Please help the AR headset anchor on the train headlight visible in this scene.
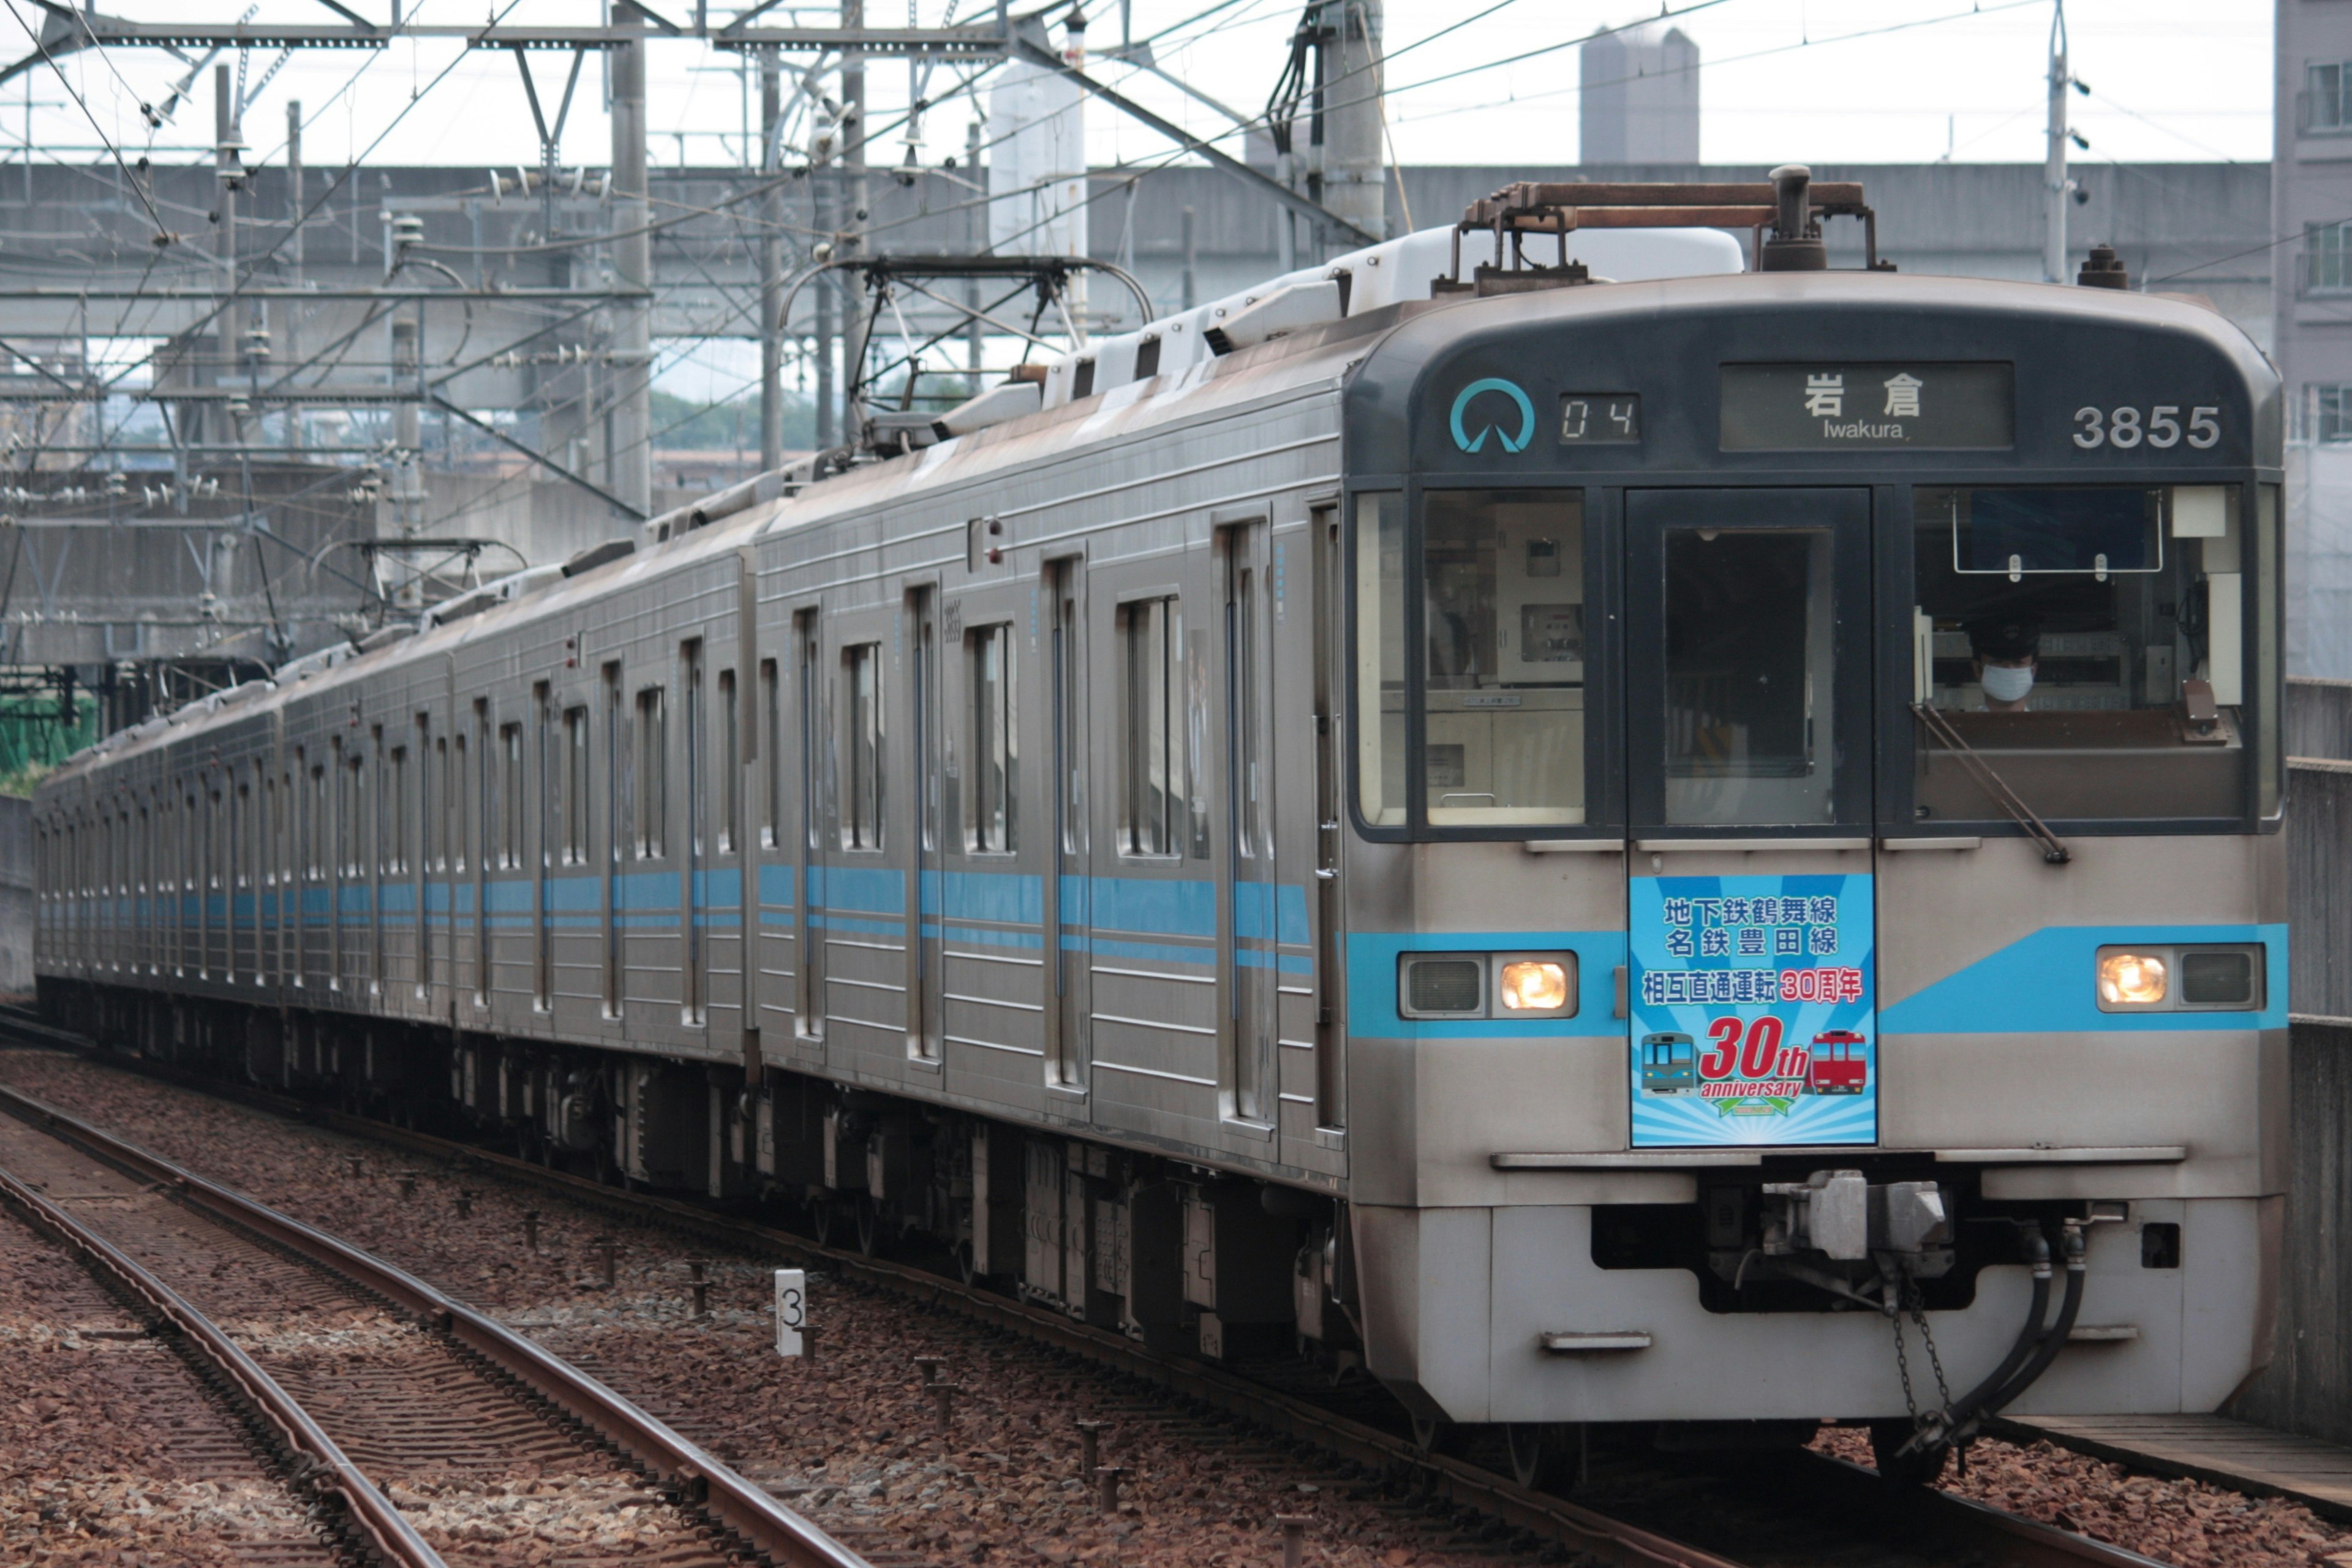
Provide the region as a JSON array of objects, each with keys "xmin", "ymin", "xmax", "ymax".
[
  {"xmin": 2097, "ymin": 951, "xmax": 2168, "ymax": 1006},
  {"xmin": 1397, "ymin": 952, "xmax": 1578, "ymax": 1019},
  {"xmin": 2094, "ymin": 943, "xmax": 2263, "ymax": 1011},
  {"xmin": 1499, "ymin": 960, "xmax": 1570, "ymax": 1012}
]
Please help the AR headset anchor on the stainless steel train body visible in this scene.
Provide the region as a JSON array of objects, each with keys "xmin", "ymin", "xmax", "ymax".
[{"xmin": 32, "ymin": 234, "xmax": 2286, "ymax": 1447}]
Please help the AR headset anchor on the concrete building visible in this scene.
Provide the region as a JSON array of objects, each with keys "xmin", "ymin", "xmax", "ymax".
[
  {"xmin": 2277, "ymin": 0, "xmax": 2352, "ymax": 677},
  {"xmin": 1581, "ymin": 25, "xmax": 1702, "ymax": 164}
]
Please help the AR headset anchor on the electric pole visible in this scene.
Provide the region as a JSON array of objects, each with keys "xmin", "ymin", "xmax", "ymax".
[
  {"xmin": 285, "ymin": 99, "xmax": 304, "ymax": 450},
  {"xmin": 1319, "ymin": 0, "xmax": 1385, "ymax": 244},
  {"xmin": 841, "ymin": 0, "xmax": 870, "ymax": 435},
  {"xmin": 610, "ymin": 3, "xmax": 654, "ymax": 521},
  {"xmin": 2043, "ymin": 0, "xmax": 2071, "ymax": 284},
  {"xmin": 759, "ymin": 47, "xmax": 785, "ymax": 471},
  {"xmin": 214, "ymin": 65, "xmax": 241, "ymax": 451}
]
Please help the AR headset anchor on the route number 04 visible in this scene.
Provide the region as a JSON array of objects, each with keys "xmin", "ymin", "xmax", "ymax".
[{"xmin": 2073, "ymin": 405, "xmax": 2220, "ymax": 451}]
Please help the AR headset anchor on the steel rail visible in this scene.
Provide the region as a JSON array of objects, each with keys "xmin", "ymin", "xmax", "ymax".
[
  {"xmin": 0, "ymin": 1022, "xmax": 1741, "ymax": 1568},
  {"xmin": 1, "ymin": 1015, "xmax": 2175, "ymax": 1568},
  {"xmin": 0, "ymin": 1079, "xmax": 872, "ymax": 1568},
  {"xmin": 0, "ymin": 1153, "xmax": 447, "ymax": 1568}
]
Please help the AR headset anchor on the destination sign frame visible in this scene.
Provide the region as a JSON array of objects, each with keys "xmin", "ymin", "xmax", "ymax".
[{"xmin": 1720, "ymin": 362, "xmax": 2015, "ymax": 452}]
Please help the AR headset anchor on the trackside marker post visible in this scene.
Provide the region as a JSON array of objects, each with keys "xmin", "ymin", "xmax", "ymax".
[{"xmin": 775, "ymin": 1268, "xmax": 806, "ymax": 1357}]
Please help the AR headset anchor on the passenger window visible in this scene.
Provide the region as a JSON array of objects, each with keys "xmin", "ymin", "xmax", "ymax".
[
  {"xmin": 718, "ymin": 668, "xmax": 738, "ymax": 854},
  {"xmin": 562, "ymin": 706, "xmax": 589, "ymax": 864},
  {"xmin": 1118, "ymin": 596, "xmax": 1183, "ymax": 856},
  {"xmin": 386, "ymin": 748, "xmax": 408, "ymax": 873},
  {"xmin": 843, "ymin": 641, "xmax": 884, "ymax": 850},
  {"xmin": 1355, "ymin": 493, "xmax": 1406, "ymax": 827},
  {"xmin": 1665, "ymin": 527, "xmax": 1834, "ymax": 826},
  {"xmin": 760, "ymin": 658, "xmax": 782, "ymax": 847},
  {"xmin": 635, "ymin": 687, "xmax": 666, "ymax": 859},
  {"xmin": 1912, "ymin": 484, "xmax": 2255, "ymax": 821},
  {"xmin": 967, "ymin": 622, "xmax": 1017, "ymax": 853},
  {"xmin": 446, "ymin": 735, "xmax": 462, "ymax": 873},
  {"xmin": 500, "ymin": 723, "xmax": 524, "ymax": 867},
  {"xmin": 1422, "ymin": 491, "xmax": 1587, "ymax": 826}
]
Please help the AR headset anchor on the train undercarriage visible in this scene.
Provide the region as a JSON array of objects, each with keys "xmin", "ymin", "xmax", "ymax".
[
  {"xmin": 37, "ymin": 978, "xmax": 1365, "ymax": 1376},
  {"xmin": 37, "ymin": 974, "xmax": 2151, "ymax": 1486}
]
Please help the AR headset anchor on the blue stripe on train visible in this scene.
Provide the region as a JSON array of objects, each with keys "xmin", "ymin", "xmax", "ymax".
[
  {"xmin": 1879, "ymin": 923, "xmax": 2289, "ymax": 1033},
  {"xmin": 238, "ymin": 864, "xmax": 1312, "ymax": 954}
]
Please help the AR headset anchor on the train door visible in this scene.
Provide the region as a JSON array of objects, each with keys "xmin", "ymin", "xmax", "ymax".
[
  {"xmin": 1623, "ymin": 488, "xmax": 1880, "ymax": 1150},
  {"xmin": 791, "ymin": 606, "xmax": 825, "ymax": 1058},
  {"xmin": 534, "ymin": 684, "xmax": 556, "ymax": 1022},
  {"xmin": 1221, "ymin": 522, "xmax": 1276, "ymax": 1129},
  {"xmin": 1043, "ymin": 557, "xmax": 1089, "ymax": 1098},
  {"xmin": 908, "ymin": 587, "xmax": 944, "ymax": 1063},
  {"xmin": 684, "ymin": 638, "xmax": 707, "ymax": 1028},
  {"xmin": 1307, "ymin": 507, "xmax": 1346, "ymax": 1148}
]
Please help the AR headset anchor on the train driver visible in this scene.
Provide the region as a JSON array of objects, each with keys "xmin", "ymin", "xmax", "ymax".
[{"xmin": 1967, "ymin": 617, "xmax": 2041, "ymax": 713}]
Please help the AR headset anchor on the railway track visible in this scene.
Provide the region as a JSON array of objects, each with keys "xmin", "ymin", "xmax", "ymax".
[
  {"xmin": 0, "ymin": 1068, "xmax": 867, "ymax": 1568},
  {"xmin": 0, "ymin": 1163, "xmax": 355, "ymax": 1564},
  {"xmin": 0, "ymin": 1017, "xmax": 2177, "ymax": 1568}
]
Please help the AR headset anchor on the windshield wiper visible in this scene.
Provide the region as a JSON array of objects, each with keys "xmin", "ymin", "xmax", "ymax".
[{"xmin": 1909, "ymin": 702, "xmax": 2071, "ymax": 865}]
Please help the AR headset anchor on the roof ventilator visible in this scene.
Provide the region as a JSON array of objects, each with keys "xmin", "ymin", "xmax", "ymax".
[
  {"xmin": 646, "ymin": 469, "xmax": 796, "ymax": 543},
  {"xmin": 560, "ymin": 538, "xmax": 636, "ymax": 578},
  {"xmin": 356, "ymin": 623, "xmax": 416, "ymax": 654},
  {"xmin": 1203, "ymin": 279, "xmax": 1346, "ymax": 355},
  {"xmin": 1438, "ymin": 170, "xmax": 1894, "ymax": 289},
  {"xmin": 869, "ymin": 379, "xmax": 1043, "ymax": 454}
]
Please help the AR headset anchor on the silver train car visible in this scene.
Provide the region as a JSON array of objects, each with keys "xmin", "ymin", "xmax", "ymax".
[{"xmin": 32, "ymin": 172, "xmax": 2285, "ymax": 1477}]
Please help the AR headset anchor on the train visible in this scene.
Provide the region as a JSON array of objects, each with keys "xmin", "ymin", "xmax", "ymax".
[{"xmin": 31, "ymin": 168, "xmax": 2286, "ymax": 1486}]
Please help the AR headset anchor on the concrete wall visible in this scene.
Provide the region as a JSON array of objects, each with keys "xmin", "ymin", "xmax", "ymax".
[
  {"xmin": 2222, "ymin": 1019, "xmax": 2352, "ymax": 1446},
  {"xmin": 0, "ymin": 794, "xmax": 30, "ymax": 997},
  {"xmin": 2225, "ymin": 687, "xmax": 2352, "ymax": 1441}
]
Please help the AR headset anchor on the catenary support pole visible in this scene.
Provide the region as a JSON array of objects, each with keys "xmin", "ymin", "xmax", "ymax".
[
  {"xmin": 813, "ymin": 122, "xmax": 835, "ymax": 450},
  {"xmin": 759, "ymin": 47, "xmax": 785, "ymax": 471},
  {"xmin": 609, "ymin": 5, "xmax": 654, "ymax": 521},
  {"xmin": 966, "ymin": 119, "xmax": 983, "ymax": 377},
  {"xmin": 840, "ymin": 0, "xmax": 871, "ymax": 437},
  {"xmin": 214, "ymin": 66, "xmax": 241, "ymax": 451},
  {"xmin": 1317, "ymin": 0, "xmax": 1384, "ymax": 244},
  {"xmin": 285, "ymin": 99, "xmax": 303, "ymax": 450},
  {"xmin": 2043, "ymin": 0, "xmax": 2070, "ymax": 284}
]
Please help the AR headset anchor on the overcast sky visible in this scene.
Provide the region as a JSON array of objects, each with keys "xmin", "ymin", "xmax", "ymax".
[
  {"xmin": 0, "ymin": 1, "xmax": 2268, "ymax": 404},
  {"xmin": 0, "ymin": 1, "xmax": 2270, "ymax": 175}
]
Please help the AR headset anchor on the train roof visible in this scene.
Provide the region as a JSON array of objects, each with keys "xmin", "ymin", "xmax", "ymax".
[
  {"xmin": 32, "ymin": 234, "xmax": 2283, "ymax": 808},
  {"xmin": 1349, "ymin": 266, "xmax": 2277, "ymax": 385}
]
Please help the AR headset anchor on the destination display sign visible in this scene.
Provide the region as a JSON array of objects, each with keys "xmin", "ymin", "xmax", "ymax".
[{"xmin": 1719, "ymin": 361, "xmax": 2013, "ymax": 451}]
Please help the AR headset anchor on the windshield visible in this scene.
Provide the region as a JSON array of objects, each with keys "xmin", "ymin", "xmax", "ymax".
[{"xmin": 1912, "ymin": 484, "xmax": 2269, "ymax": 823}]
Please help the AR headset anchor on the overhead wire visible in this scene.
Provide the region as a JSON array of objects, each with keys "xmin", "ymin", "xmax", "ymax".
[
  {"xmin": 2077, "ymin": 84, "xmax": 2245, "ymax": 165},
  {"xmin": 61, "ymin": 0, "xmax": 537, "ymax": 424},
  {"xmin": 400, "ymin": 0, "xmax": 1540, "ymax": 266},
  {"xmin": 1385, "ymin": 0, "xmax": 2043, "ymax": 127},
  {"xmin": 0, "ymin": 0, "xmax": 173, "ymax": 241}
]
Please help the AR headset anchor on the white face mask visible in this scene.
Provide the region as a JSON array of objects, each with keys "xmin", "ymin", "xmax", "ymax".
[{"xmin": 1981, "ymin": 662, "xmax": 2035, "ymax": 703}]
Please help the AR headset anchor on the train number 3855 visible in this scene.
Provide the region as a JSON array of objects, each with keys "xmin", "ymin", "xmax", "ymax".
[{"xmin": 2073, "ymin": 405, "xmax": 2222, "ymax": 451}]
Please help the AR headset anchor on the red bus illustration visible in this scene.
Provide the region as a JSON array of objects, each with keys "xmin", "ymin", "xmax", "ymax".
[{"xmin": 1808, "ymin": 1030, "xmax": 1869, "ymax": 1095}]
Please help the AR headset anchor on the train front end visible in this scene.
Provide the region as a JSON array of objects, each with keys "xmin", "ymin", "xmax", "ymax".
[{"xmin": 1336, "ymin": 249, "xmax": 2285, "ymax": 1452}]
